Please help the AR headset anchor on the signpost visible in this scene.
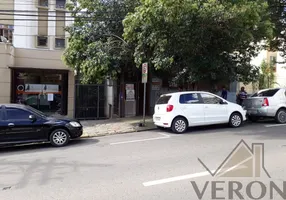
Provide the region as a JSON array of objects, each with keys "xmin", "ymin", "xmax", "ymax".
[{"xmin": 142, "ymin": 63, "xmax": 148, "ymax": 126}]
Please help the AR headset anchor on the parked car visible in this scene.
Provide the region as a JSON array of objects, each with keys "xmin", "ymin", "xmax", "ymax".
[
  {"xmin": 243, "ymin": 88, "xmax": 286, "ymax": 123},
  {"xmin": 0, "ymin": 104, "xmax": 83, "ymax": 147},
  {"xmin": 153, "ymin": 91, "xmax": 247, "ymax": 133}
]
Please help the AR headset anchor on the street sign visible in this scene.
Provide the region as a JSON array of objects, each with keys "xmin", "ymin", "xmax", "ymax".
[
  {"xmin": 142, "ymin": 63, "xmax": 148, "ymax": 83},
  {"xmin": 142, "ymin": 62, "xmax": 148, "ymax": 126}
]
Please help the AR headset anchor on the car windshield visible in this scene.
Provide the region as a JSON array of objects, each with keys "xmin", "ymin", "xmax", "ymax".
[
  {"xmin": 26, "ymin": 105, "xmax": 49, "ymax": 118},
  {"xmin": 251, "ymin": 89, "xmax": 279, "ymax": 97}
]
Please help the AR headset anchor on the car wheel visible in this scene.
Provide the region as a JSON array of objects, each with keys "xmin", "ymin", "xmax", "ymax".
[
  {"xmin": 172, "ymin": 117, "xmax": 188, "ymax": 133},
  {"xmin": 229, "ymin": 113, "xmax": 242, "ymax": 128},
  {"xmin": 248, "ymin": 116, "xmax": 258, "ymax": 122},
  {"xmin": 50, "ymin": 129, "xmax": 70, "ymax": 147},
  {"xmin": 275, "ymin": 109, "xmax": 286, "ymax": 124}
]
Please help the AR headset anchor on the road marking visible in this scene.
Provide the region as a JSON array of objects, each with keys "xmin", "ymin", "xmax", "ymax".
[
  {"xmin": 142, "ymin": 170, "xmax": 214, "ymax": 187},
  {"xmin": 265, "ymin": 124, "xmax": 286, "ymax": 127},
  {"xmin": 143, "ymin": 164, "xmax": 247, "ymax": 187},
  {"xmin": 110, "ymin": 133, "xmax": 170, "ymax": 145}
]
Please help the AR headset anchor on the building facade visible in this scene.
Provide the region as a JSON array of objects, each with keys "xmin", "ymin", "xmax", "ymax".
[{"xmin": 0, "ymin": 0, "xmax": 76, "ymax": 117}]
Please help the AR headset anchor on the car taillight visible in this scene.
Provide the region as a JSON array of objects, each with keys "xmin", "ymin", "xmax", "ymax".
[
  {"xmin": 262, "ymin": 98, "xmax": 269, "ymax": 106},
  {"xmin": 166, "ymin": 104, "xmax": 174, "ymax": 112}
]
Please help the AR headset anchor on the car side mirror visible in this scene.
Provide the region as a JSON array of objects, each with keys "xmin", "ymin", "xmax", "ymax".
[{"xmin": 29, "ymin": 115, "xmax": 37, "ymax": 122}]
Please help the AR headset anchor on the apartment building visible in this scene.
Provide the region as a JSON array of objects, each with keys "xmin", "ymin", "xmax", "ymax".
[
  {"xmin": 0, "ymin": 0, "xmax": 76, "ymax": 117},
  {"xmin": 250, "ymin": 49, "xmax": 286, "ymax": 88}
]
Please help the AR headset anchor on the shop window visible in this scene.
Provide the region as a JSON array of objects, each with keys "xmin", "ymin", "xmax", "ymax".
[
  {"xmin": 55, "ymin": 38, "xmax": 65, "ymax": 48},
  {"xmin": 37, "ymin": 36, "xmax": 48, "ymax": 47},
  {"xmin": 0, "ymin": 25, "xmax": 13, "ymax": 44},
  {"xmin": 13, "ymin": 70, "xmax": 68, "ymax": 116},
  {"xmin": 38, "ymin": 0, "xmax": 48, "ymax": 7}
]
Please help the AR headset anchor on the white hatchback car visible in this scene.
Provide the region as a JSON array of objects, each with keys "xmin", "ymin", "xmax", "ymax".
[{"xmin": 153, "ymin": 91, "xmax": 247, "ymax": 133}]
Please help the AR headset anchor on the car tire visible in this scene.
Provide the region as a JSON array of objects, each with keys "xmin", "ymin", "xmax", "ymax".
[
  {"xmin": 171, "ymin": 117, "xmax": 188, "ymax": 133},
  {"xmin": 275, "ymin": 109, "xmax": 286, "ymax": 124},
  {"xmin": 50, "ymin": 129, "xmax": 70, "ymax": 147},
  {"xmin": 229, "ymin": 112, "xmax": 243, "ymax": 128},
  {"xmin": 248, "ymin": 116, "xmax": 258, "ymax": 122}
]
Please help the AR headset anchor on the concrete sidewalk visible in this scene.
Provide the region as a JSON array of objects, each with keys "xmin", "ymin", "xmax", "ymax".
[{"xmin": 80, "ymin": 116, "xmax": 157, "ymax": 137}]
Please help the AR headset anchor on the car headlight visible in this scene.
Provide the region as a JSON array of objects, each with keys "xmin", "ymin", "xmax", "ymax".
[{"xmin": 69, "ymin": 121, "xmax": 81, "ymax": 127}]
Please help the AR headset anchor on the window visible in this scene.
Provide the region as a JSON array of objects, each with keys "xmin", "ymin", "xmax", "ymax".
[
  {"xmin": 55, "ymin": 38, "xmax": 65, "ymax": 48},
  {"xmin": 56, "ymin": 0, "xmax": 66, "ymax": 9},
  {"xmin": 179, "ymin": 93, "xmax": 201, "ymax": 104},
  {"xmin": 38, "ymin": 0, "xmax": 48, "ymax": 7},
  {"xmin": 0, "ymin": 106, "xmax": 3, "ymax": 121},
  {"xmin": 252, "ymin": 89, "xmax": 279, "ymax": 97},
  {"xmin": 0, "ymin": 25, "xmax": 13, "ymax": 44},
  {"xmin": 6, "ymin": 108, "xmax": 31, "ymax": 120},
  {"xmin": 200, "ymin": 93, "xmax": 222, "ymax": 104},
  {"xmin": 156, "ymin": 95, "xmax": 171, "ymax": 105},
  {"xmin": 37, "ymin": 36, "xmax": 48, "ymax": 47}
]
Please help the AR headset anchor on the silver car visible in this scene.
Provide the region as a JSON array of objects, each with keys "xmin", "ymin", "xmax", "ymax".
[{"xmin": 243, "ymin": 88, "xmax": 286, "ymax": 123}]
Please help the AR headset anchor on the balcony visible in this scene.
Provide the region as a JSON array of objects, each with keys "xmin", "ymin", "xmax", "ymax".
[
  {"xmin": 38, "ymin": 0, "xmax": 48, "ymax": 7},
  {"xmin": 56, "ymin": 0, "xmax": 66, "ymax": 9}
]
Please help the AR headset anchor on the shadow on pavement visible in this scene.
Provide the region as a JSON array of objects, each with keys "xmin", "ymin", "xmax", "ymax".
[{"xmin": 0, "ymin": 138, "xmax": 99, "ymax": 155}]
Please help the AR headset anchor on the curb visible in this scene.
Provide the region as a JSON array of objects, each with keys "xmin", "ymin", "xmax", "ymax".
[{"xmin": 81, "ymin": 127, "xmax": 158, "ymax": 138}]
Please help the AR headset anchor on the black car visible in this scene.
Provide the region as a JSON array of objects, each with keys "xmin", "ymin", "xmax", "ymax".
[{"xmin": 0, "ymin": 104, "xmax": 83, "ymax": 147}]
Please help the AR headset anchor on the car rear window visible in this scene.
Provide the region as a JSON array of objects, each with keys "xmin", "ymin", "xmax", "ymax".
[
  {"xmin": 252, "ymin": 89, "xmax": 279, "ymax": 97},
  {"xmin": 156, "ymin": 95, "xmax": 171, "ymax": 104}
]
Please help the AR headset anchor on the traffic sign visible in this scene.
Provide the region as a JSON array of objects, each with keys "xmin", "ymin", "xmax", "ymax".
[{"xmin": 142, "ymin": 63, "xmax": 148, "ymax": 83}]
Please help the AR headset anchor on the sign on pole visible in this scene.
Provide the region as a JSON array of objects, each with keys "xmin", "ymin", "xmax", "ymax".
[
  {"xmin": 142, "ymin": 63, "xmax": 148, "ymax": 83},
  {"xmin": 142, "ymin": 62, "xmax": 148, "ymax": 126}
]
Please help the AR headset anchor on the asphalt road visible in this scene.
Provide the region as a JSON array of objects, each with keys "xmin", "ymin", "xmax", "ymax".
[{"xmin": 1, "ymin": 120, "xmax": 286, "ymax": 200}]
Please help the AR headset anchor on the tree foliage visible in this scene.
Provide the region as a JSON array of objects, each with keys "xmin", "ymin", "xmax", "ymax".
[
  {"xmin": 259, "ymin": 60, "xmax": 276, "ymax": 89},
  {"xmin": 267, "ymin": 0, "xmax": 286, "ymax": 53},
  {"xmin": 62, "ymin": 0, "xmax": 139, "ymax": 83},
  {"xmin": 123, "ymin": 0, "xmax": 274, "ymax": 85}
]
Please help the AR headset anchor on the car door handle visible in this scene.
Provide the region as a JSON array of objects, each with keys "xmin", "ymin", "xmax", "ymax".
[{"xmin": 8, "ymin": 123, "xmax": 15, "ymax": 127}]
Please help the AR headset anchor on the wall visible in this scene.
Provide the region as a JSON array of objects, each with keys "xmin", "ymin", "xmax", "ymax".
[
  {"xmin": 275, "ymin": 51, "xmax": 286, "ymax": 87},
  {"xmin": 0, "ymin": 44, "xmax": 74, "ymax": 117},
  {"xmin": 0, "ymin": 0, "xmax": 14, "ymax": 26},
  {"xmin": 14, "ymin": 0, "xmax": 38, "ymax": 48},
  {"xmin": 0, "ymin": 43, "xmax": 13, "ymax": 103}
]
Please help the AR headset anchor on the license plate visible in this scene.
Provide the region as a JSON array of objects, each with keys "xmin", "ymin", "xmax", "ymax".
[{"xmin": 155, "ymin": 117, "xmax": 161, "ymax": 121}]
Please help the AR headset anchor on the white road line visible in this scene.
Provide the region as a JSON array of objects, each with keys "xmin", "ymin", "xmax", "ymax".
[
  {"xmin": 142, "ymin": 170, "xmax": 215, "ymax": 187},
  {"xmin": 157, "ymin": 132, "xmax": 171, "ymax": 138},
  {"xmin": 265, "ymin": 124, "xmax": 286, "ymax": 127},
  {"xmin": 110, "ymin": 133, "xmax": 170, "ymax": 145}
]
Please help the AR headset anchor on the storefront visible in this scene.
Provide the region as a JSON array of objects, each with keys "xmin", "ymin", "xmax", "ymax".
[{"xmin": 10, "ymin": 68, "xmax": 69, "ymax": 116}]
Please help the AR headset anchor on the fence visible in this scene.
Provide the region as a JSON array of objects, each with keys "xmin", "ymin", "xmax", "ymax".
[{"xmin": 74, "ymin": 84, "xmax": 107, "ymax": 120}]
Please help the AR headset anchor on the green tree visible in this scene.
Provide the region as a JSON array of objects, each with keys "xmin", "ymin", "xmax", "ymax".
[
  {"xmin": 259, "ymin": 60, "xmax": 276, "ymax": 89},
  {"xmin": 123, "ymin": 0, "xmax": 274, "ymax": 87},
  {"xmin": 62, "ymin": 0, "xmax": 139, "ymax": 84},
  {"xmin": 267, "ymin": 0, "xmax": 286, "ymax": 52}
]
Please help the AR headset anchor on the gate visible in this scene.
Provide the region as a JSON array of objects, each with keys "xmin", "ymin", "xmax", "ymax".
[{"xmin": 75, "ymin": 84, "xmax": 107, "ymax": 120}]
